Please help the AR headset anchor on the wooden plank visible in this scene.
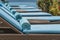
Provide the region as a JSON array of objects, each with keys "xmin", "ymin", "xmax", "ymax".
[
  {"xmin": 0, "ymin": 34, "xmax": 60, "ymax": 40},
  {"xmin": 28, "ymin": 19, "xmax": 60, "ymax": 24}
]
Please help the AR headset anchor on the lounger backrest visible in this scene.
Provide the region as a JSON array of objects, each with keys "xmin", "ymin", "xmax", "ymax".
[
  {"xmin": 0, "ymin": 4, "xmax": 15, "ymax": 18},
  {"xmin": 0, "ymin": 3, "xmax": 22, "ymax": 20},
  {"xmin": 0, "ymin": 6, "xmax": 31, "ymax": 31},
  {"xmin": 0, "ymin": 2, "xmax": 15, "ymax": 15},
  {"xmin": 0, "ymin": 7, "xmax": 23, "ymax": 31},
  {"xmin": 0, "ymin": 2, "xmax": 22, "ymax": 21}
]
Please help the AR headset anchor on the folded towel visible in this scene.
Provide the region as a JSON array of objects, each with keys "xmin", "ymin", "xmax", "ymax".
[{"xmin": 23, "ymin": 24, "xmax": 60, "ymax": 34}]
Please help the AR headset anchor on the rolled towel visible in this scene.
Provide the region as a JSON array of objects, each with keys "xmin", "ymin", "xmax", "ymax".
[
  {"xmin": 6, "ymin": 4, "xmax": 13, "ymax": 10},
  {"xmin": 15, "ymin": 13, "xmax": 22, "ymax": 21},
  {"xmin": 4, "ymin": 3, "xmax": 15, "ymax": 14},
  {"xmin": 7, "ymin": 5, "xmax": 16, "ymax": 14},
  {"xmin": 20, "ymin": 18, "xmax": 31, "ymax": 30},
  {"xmin": 6, "ymin": 4, "xmax": 16, "ymax": 14},
  {"xmin": 5, "ymin": 3, "xmax": 8, "ymax": 6},
  {"xmin": 11, "ymin": 10, "xmax": 16, "ymax": 15},
  {"xmin": 8, "ymin": 7, "xmax": 12, "ymax": 10}
]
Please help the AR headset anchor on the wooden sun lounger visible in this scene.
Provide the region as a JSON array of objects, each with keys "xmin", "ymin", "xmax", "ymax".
[
  {"xmin": 0, "ymin": 2, "xmax": 60, "ymax": 40},
  {"xmin": 0, "ymin": 11, "xmax": 60, "ymax": 40},
  {"xmin": 0, "ymin": 17, "xmax": 60, "ymax": 40}
]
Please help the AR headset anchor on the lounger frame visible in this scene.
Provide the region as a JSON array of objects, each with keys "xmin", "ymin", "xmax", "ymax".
[
  {"xmin": 0, "ymin": 34, "xmax": 60, "ymax": 40},
  {"xmin": 0, "ymin": 16, "xmax": 60, "ymax": 40}
]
